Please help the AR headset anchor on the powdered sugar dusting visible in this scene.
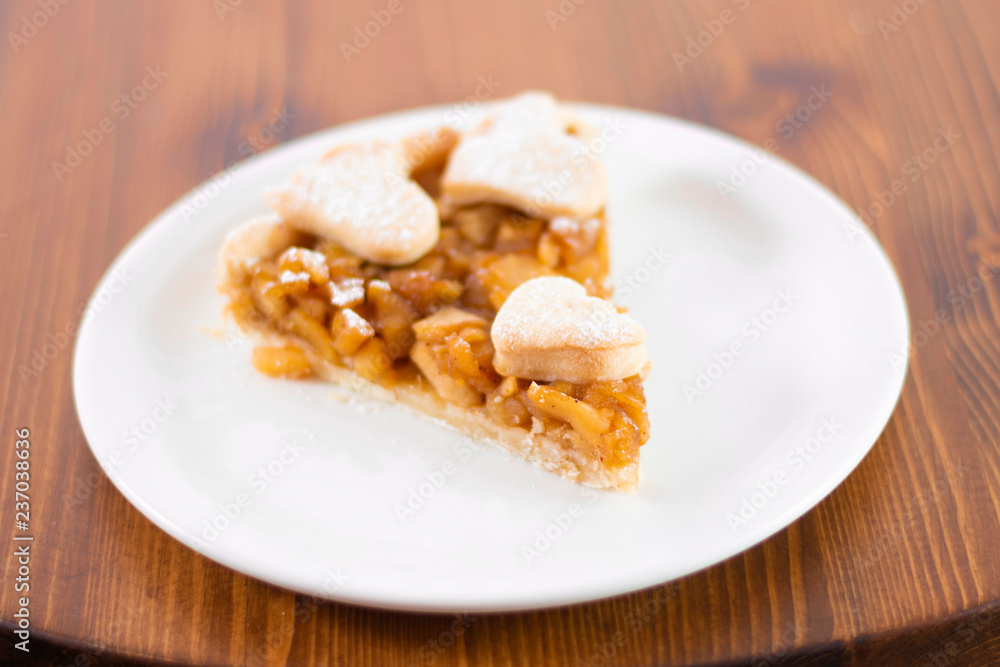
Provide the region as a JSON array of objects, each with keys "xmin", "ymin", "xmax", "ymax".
[
  {"xmin": 549, "ymin": 216, "xmax": 581, "ymax": 235},
  {"xmin": 441, "ymin": 92, "xmax": 608, "ymax": 219},
  {"xmin": 280, "ymin": 247, "xmax": 327, "ymax": 275},
  {"xmin": 493, "ymin": 277, "xmax": 644, "ymax": 351},
  {"xmin": 329, "ymin": 277, "xmax": 365, "ymax": 308},
  {"xmin": 279, "ymin": 269, "xmax": 310, "ymax": 284},
  {"xmin": 267, "ymin": 141, "xmax": 439, "ymax": 266},
  {"xmin": 339, "ymin": 307, "xmax": 370, "ymax": 331}
]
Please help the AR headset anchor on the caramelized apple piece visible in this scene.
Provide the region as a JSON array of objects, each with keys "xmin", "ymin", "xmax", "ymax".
[
  {"xmin": 527, "ymin": 382, "xmax": 612, "ymax": 441},
  {"xmin": 281, "ymin": 308, "xmax": 336, "ymax": 363},
  {"xmin": 367, "ymin": 280, "xmax": 417, "ymax": 359},
  {"xmin": 432, "ymin": 225, "xmax": 467, "ymax": 256},
  {"xmin": 315, "ymin": 239, "xmax": 365, "ymax": 279},
  {"xmin": 564, "ymin": 228, "xmax": 609, "ymax": 284},
  {"xmin": 497, "ymin": 375, "xmax": 519, "ymax": 398},
  {"xmin": 413, "ymin": 307, "xmax": 488, "ymax": 343},
  {"xmin": 329, "ymin": 277, "xmax": 366, "ymax": 308},
  {"xmin": 452, "ymin": 205, "xmax": 505, "ymax": 246},
  {"xmin": 476, "ymin": 254, "xmax": 556, "ymax": 310},
  {"xmin": 549, "ymin": 217, "xmax": 601, "ymax": 259},
  {"xmin": 331, "ymin": 308, "xmax": 375, "ymax": 355},
  {"xmin": 275, "ymin": 270, "xmax": 312, "ymax": 294},
  {"xmin": 584, "ymin": 377, "xmax": 650, "ymax": 442},
  {"xmin": 494, "ymin": 217, "xmax": 545, "ymax": 253},
  {"xmin": 536, "ymin": 232, "xmax": 562, "ymax": 267},
  {"xmin": 351, "ymin": 337, "xmax": 394, "ymax": 383},
  {"xmin": 438, "ymin": 334, "xmax": 480, "ymax": 377},
  {"xmin": 293, "ymin": 293, "xmax": 329, "ymax": 322},
  {"xmin": 459, "ymin": 271, "xmax": 493, "ymax": 312},
  {"xmin": 412, "ymin": 254, "xmax": 446, "ymax": 276},
  {"xmin": 548, "ymin": 380, "xmax": 578, "ymax": 397},
  {"xmin": 314, "ymin": 238, "xmax": 352, "ymax": 260},
  {"xmin": 278, "ymin": 247, "xmax": 330, "ymax": 284},
  {"xmin": 599, "ymin": 413, "xmax": 641, "ymax": 467},
  {"xmin": 457, "ymin": 326, "xmax": 487, "ymax": 344},
  {"xmin": 250, "ymin": 267, "xmax": 294, "ymax": 320},
  {"xmin": 252, "ymin": 345, "xmax": 312, "ymax": 378},
  {"xmin": 327, "ymin": 257, "xmax": 366, "ymax": 280},
  {"xmin": 411, "ymin": 340, "xmax": 482, "ymax": 407},
  {"xmin": 226, "ymin": 289, "xmax": 264, "ymax": 330},
  {"xmin": 387, "ymin": 269, "xmax": 463, "ymax": 315},
  {"xmin": 485, "ymin": 391, "xmax": 531, "ymax": 427}
]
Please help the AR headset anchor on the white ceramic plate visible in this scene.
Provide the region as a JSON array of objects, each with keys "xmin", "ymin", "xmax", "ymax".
[{"xmin": 73, "ymin": 103, "xmax": 909, "ymax": 612}]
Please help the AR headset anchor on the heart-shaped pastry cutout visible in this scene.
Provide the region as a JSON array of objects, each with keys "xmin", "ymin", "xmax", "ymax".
[
  {"xmin": 491, "ymin": 276, "xmax": 646, "ymax": 383},
  {"xmin": 267, "ymin": 141, "xmax": 439, "ymax": 266},
  {"xmin": 441, "ymin": 92, "xmax": 607, "ymax": 220}
]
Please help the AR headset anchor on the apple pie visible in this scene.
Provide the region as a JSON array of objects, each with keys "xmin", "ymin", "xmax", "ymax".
[{"xmin": 218, "ymin": 92, "xmax": 650, "ymax": 491}]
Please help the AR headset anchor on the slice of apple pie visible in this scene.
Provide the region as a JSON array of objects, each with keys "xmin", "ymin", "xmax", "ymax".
[{"xmin": 218, "ymin": 92, "xmax": 650, "ymax": 491}]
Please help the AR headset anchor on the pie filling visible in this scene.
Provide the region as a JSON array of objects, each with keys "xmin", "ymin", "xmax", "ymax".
[{"xmin": 224, "ymin": 196, "xmax": 649, "ymax": 469}]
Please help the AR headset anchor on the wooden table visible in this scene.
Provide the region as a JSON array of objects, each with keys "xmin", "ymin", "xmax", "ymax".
[{"xmin": 3, "ymin": 0, "xmax": 1000, "ymax": 664}]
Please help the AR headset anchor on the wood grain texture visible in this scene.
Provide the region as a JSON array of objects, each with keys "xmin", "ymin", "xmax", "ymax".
[{"xmin": 1, "ymin": 0, "xmax": 999, "ymax": 664}]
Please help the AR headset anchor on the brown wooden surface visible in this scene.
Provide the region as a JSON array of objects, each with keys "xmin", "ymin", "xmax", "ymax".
[{"xmin": 2, "ymin": 0, "xmax": 1000, "ymax": 665}]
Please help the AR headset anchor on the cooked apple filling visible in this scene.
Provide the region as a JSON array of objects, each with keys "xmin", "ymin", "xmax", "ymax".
[{"xmin": 225, "ymin": 202, "xmax": 649, "ymax": 468}]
